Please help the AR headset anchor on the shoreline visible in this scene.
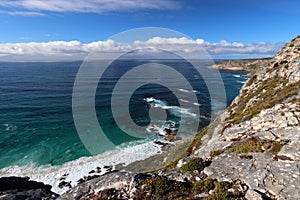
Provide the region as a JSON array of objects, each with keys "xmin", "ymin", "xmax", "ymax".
[
  {"xmin": 0, "ymin": 139, "xmax": 163, "ymax": 194},
  {"xmin": 0, "ymin": 137, "xmax": 189, "ymax": 195}
]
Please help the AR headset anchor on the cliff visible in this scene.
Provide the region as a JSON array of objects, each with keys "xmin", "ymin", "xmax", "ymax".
[
  {"xmin": 57, "ymin": 36, "xmax": 300, "ymax": 200},
  {"xmin": 211, "ymin": 58, "xmax": 272, "ymax": 72}
]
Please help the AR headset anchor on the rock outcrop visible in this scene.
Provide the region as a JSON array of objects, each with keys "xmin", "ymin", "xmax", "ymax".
[
  {"xmin": 0, "ymin": 176, "xmax": 59, "ymax": 200},
  {"xmin": 190, "ymin": 35, "xmax": 300, "ymax": 199}
]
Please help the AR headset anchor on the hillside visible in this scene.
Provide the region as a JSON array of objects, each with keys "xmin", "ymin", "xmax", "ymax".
[{"xmin": 211, "ymin": 58, "xmax": 272, "ymax": 72}]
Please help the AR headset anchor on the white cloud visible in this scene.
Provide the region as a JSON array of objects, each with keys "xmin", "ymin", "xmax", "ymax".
[
  {"xmin": 0, "ymin": 10, "xmax": 45, "ymax": 16},
  {"xmin": 0, "ymin": 37, "xmax": 283, "ymax": 61},
  {"xmin": 0, "ymin": 0, "xmax": 181, "ymax": 15}
]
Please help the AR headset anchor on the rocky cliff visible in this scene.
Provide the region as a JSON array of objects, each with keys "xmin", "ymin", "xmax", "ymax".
[{"xmin": 56, "ymin": 36, "xmax": 300, "ymax": 200}]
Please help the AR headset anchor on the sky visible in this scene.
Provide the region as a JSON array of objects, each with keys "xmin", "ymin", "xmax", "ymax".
[{"xmin": 0, "ymin": 0, "xmax": 299, "ymax": 61}]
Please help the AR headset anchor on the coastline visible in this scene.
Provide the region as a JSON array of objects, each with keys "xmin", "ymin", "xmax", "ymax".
[
  {"xmin": 211, "ymin": 57, "xmax": 272, "ymax": 72},
  {"xmin": 0, "ymin": 139, "xmax": 164, "ymax": 194},
  {"xmin": 0, "ymin": 137, "xmax": 190, "ymax": 195},
  {"xmin": 0, "ymin": 67, "xmax": 247, "ymax": 195}
]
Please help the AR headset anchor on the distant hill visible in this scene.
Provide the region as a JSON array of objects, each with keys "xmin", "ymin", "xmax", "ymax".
[{"xmin": 211, "ymin": 57, "xmax": 272, "ymax": 72}]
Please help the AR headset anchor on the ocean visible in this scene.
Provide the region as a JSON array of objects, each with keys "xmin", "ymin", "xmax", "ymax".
[{"xmin": 0, "ymin": 60, "xmax": 248, "ymax": 170}]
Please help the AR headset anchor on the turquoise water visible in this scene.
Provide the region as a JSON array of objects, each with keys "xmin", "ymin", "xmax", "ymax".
[{"xmin": 0, "ymin": 60, "xmax": 248, "ymax": 169}]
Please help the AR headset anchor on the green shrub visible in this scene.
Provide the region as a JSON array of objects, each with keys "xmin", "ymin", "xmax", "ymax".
[
  {"xmin": 173, "ymin": 181, "xmax": 191, "ymax": 196},
  {"xmin": 192, "ymin": 178, "xmax": 216, "ymax": 193},
  {"xmin": 227, "ymin": 137, "xmax": 290, "ymax": 155},
  {"xmin": 164, "ymin": 126, "xmax": 208, "ymax": 170},
  {"xmin": 205, "ymin": 181, "xmax": 235, "ymax": 200},
  {"xmin": 141, "ymin": 176, "xmax": 172, "ymax": 196},
  {"xmin": 181, "ymin": 157, "xmax": 211, "ymax": 173},
  {"xmin": 228, "ymin": 137, "xmax": 264, "ymax": 153},
  {"xmin": 210, "ymin": 150, "xmax": 223, "ymax": 157}
]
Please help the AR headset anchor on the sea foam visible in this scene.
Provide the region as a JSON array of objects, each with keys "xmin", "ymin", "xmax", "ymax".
[{"xmin": 0, "ymin": 140, "xmax": 162, "ymax": 195}]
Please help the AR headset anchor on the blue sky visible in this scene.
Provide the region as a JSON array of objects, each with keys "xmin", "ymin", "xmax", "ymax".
[{"xmin": 0, "ymin": 0, "xmax": 299, "ymax": 60}]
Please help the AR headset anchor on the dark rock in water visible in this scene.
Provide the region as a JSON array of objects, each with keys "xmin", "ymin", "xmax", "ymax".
[
  {"xmin": 96, "ymin": 166, "xmax": 102, "ymax": 173},
  {"xmin": 164, "ymin": 134, "xmax": 177, "ymax": 142},
  {"xmin": 163, "ymin": 128, "xmax": 172, "ymax": 135},
  {"xmin": 153, "ymin": 140, "xmax": 173, "ymax": 151},
  {"xmin": 59, "ymin": 177, "xmax": 66, "ymax": 181},
  {"xmin": 85, "ymin": 175, "xmax": 100, "ymax": 181},
  {"xmin": 58, "ymin": 181, "xmax": 72, "ymax": 189},
  {"xmin": 153, "ymin": 140, "xmax": 167, "ymax": 146},
  {"xmin": 103, "ymin": 165, "xmax": 113, "ymax": 172},
  {"xmin": 76, "ymin": 175, "xmax": 101, "ymax": 185},
  {"xmin": 77, "ymin": 178, "xmax": 85, "ymax": 185},
  {"xmin": 0, "ymin": 176, "xmax": 59, "ymax": 200}
]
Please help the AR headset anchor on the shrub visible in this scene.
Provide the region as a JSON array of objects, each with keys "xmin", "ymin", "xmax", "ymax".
[
  {"xmin": 227, "ymin": 137, "xmax": 264, "ymax": 153},
  {"xmin": 210, "ymin": 150, "xmax": 223, "ymax": 157},
  {"xmin": 181, "ymin": 157, "xmax": 211, "ymax": 173},
  {"xmin": 141, "ymin": 176, "xmax": 172, "ymax": 197},
  {"xmin": 192, "ymin": 178, "xmax": 216, "ymax": 193}
]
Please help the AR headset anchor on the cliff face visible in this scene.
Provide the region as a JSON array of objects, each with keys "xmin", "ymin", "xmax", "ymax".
[
  {"xmin": 58, "ymin": 36, "xmax": 300, "ymax": 200},
  {"xmin": 190, "ymin": 35, "xmax": 300, "ymax": 199}
]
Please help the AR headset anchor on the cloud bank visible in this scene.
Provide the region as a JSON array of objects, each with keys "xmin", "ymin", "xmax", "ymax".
[
  {"xmin": 0, "ymin": 37, "xmax": 283, "ymax": 61},
  {"xmin": 0, "ymin": 0, "xmax": 181, "ymax": 16}
]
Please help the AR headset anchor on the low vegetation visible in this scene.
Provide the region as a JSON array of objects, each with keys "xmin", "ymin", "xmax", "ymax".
[
  {"xmin": 227, "ymin": 137, "xmax": 265, "ymax": 153},
  {"xmin": 138, "ymin": 176, "xmax": 247, "ymax": 199},
  {"xmin": 227, "ymin": 137, "xmax": 289, "ymax": 155},
  {"xmin": 227, "ymin": 76, "xmax": 300, "ymax": 125},
  {"xmin": 181, "ymin": 157, "xmax": 211, "ymax": 173},
  {"xmin": 209, "ymin": 150, "xmax": 223, "ymax": 157},
  {"xmin": 208, "ymin": 137, "xmax": 290, "ymax": 159},
  {"xmin": 165, "ymin": 117, "xmax": 222, "ymax": 170},
  {"xmin": 164, "ymin": 126, "xmax": 209, "ymax": 170}
]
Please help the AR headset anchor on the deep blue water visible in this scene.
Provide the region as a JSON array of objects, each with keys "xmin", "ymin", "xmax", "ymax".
[{"xmin": 0, "ymin": 60, "xmax": 248, "ymax": 169}]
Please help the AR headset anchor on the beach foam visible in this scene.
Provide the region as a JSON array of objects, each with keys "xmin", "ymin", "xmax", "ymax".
[{"xmin": 0, "ymin": 140, "xmax": 162, "ymax": 195}]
